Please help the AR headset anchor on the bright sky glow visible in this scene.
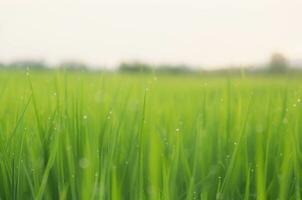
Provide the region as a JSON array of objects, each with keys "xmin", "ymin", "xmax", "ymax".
[{"xmin": 1, "ymin": 0, "xmax": 302, "ymax": 68}]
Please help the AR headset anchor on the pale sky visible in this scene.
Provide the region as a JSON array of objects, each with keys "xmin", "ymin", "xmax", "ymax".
[{"xmin": 0, "ymin": 0, "xmax": 302, "ymax": 69}]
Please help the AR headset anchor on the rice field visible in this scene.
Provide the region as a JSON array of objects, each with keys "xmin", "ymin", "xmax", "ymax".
[{"xmin": 0, "ymin": 71, "xmax": 301, "ymax": 200}]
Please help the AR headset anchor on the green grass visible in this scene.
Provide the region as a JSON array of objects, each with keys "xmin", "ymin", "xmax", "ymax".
[{"xmin": 0, "ymin": 71, "xmax": 301, "ymax": 200}]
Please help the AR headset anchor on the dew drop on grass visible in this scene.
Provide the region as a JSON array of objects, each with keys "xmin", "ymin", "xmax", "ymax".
[
  {"xmin": 176, "ymin": 128, "xmax": 180, "ymax": 132},
  {"xmin": 66, "ymin": 145, "xmax": 72, "ymax": 151},
  {"xmin": 193, "ymin": 191, "xmax": 197, "ymax": 200},
  {"xmin": 79, "ymin": 158, "xmax": 89, "ymax": 169},
  {"xmin": 256, "ymin": 125, "xmax": 264, "ymax": 133},
  {"xmin": 298, "ymin": 98, "xmax": 301, "ymax": 103},
  {"xmin": 83, "ymin": 115, "xmax": 88, "ymax": 120},
  {"xmin": 216, "ymin": 192, "xmax": 222, "ymax": 199}
]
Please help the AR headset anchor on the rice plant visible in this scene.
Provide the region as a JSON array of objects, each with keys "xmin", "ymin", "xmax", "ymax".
[{"xmin": 0, "ymin": 71, "xmax": 301, "ymax": 200}]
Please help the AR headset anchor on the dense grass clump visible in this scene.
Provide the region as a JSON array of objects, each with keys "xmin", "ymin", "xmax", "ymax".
[{"xmin": 0, "ymin": 71, "xmax": 301, "ymax": 200}]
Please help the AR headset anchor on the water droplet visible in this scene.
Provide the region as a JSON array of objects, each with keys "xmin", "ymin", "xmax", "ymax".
[
  {"xmin": 79, "ymin": 158, "xmax": 89, "ymax": 169},
  {"xmin": 216, "ymin": 192, "xmax": 222, "ymax": 199},
  {"xmin": 298, "ymin": 98, "xmax": 301, "ymax": 103},
  {"xmin": 66, "ymin": 145, "xmax": 72, "ymax": 151},
  {"xmin": 83, "ymin": 115, "xmax": 88, "ymax": 119},
  {"xmin": 175, "ymin": 128, "xmax": 180, "ymax": 132}
]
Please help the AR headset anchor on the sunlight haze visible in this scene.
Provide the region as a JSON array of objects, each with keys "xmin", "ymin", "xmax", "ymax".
[{"xmin": 0, "ymin": 0, "xmax": 301, "ymax": 68}]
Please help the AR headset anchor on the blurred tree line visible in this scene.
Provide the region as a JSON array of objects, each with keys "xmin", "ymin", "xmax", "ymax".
[
  {"xmin": 0, "ymin": 60, "xmax": 90, "ymax": 72},
  {"xmin": 118, "ymin": 53, "xmax": 293, "ymax": 75},
  {"xmin": 119, "ymin": 62, "xmax": 194, "ymax": 74},
  {"xmin": 0, "ymin": 60, "xmax": 47, "ymax": 70},
  {"xmin": 0, "ymin": 53, "xmax": 300, "ymax": 75}
]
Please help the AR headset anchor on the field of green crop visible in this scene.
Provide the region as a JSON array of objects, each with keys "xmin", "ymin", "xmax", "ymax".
[{"xmin": 0, "ymin": 71, "xmax": 301, "ymax": 200}]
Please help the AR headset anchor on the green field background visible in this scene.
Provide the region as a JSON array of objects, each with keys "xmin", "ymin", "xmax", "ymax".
[{"xmin": 0, "ymin": 71, "xmax": 301, "ymax": 200}]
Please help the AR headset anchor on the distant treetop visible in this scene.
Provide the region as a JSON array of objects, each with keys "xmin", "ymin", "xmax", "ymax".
[{"xmin": 269, "ymin": 53, "xmax": 289, "ymax": 74}]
